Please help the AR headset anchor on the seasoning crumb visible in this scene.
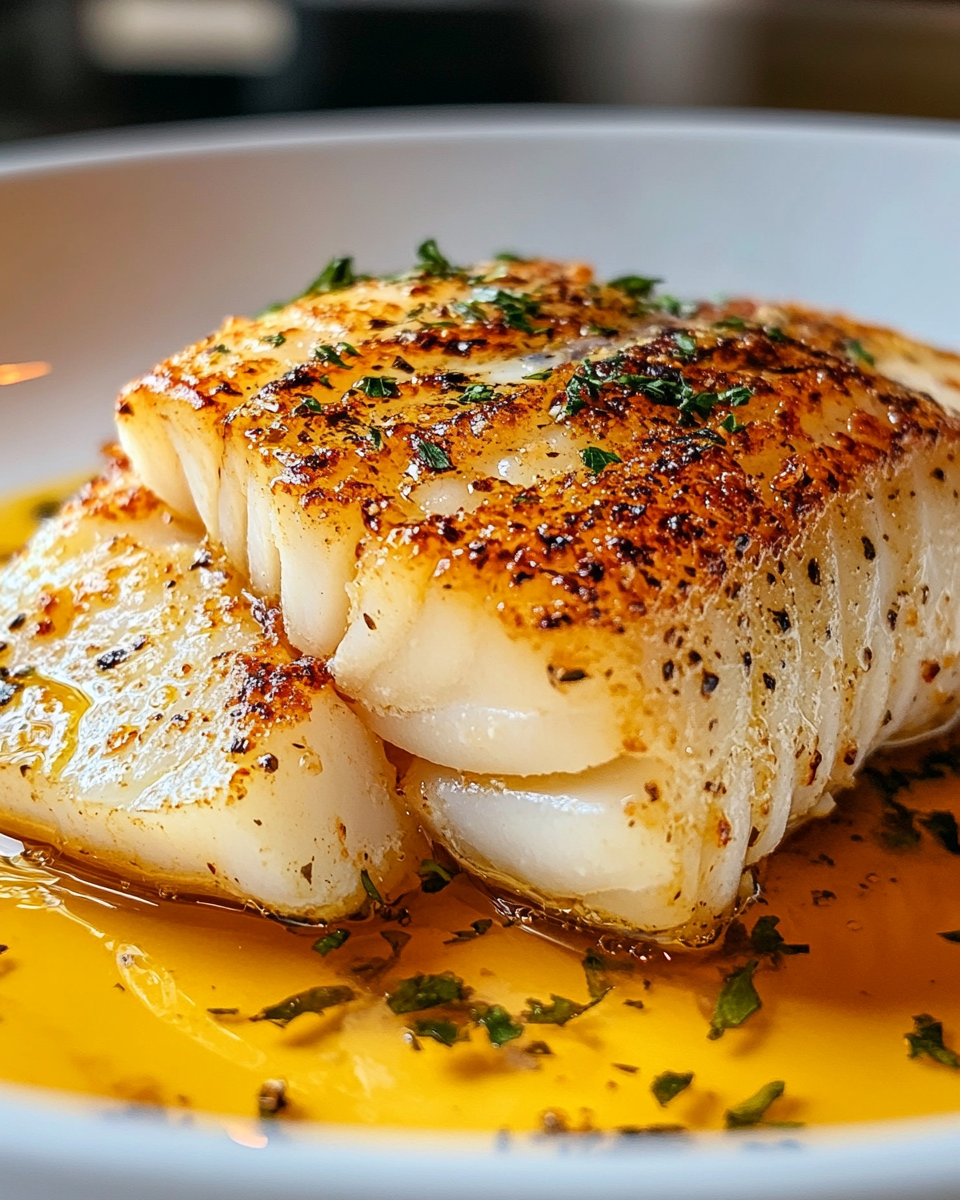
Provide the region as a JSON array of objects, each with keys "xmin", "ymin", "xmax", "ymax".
[
  {"xmin": 257, "ymin": 1078, "xmax": 287, "ymax": 1119},
  {"xmin": 539, "ymin": 1109, "xmax": 570, "ymax": 1135}
]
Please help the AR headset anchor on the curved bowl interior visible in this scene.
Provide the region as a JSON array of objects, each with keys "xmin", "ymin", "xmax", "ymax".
[{"xmin": 0, "ymin": 108, "xmax": 959, "ymax": 1199}]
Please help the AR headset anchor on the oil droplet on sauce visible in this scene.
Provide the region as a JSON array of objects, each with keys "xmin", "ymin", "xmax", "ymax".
[{"xmin": 0, "ymin": 482, "xmax": 958, "ymax": 1133}]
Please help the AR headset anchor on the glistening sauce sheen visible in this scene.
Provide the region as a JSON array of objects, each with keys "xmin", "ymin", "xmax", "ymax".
[{"xmin": 0, "ymin": 486, "xmax": 958, "ymax": 1132}]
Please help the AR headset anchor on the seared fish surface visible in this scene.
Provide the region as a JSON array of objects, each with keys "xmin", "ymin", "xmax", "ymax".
[
  {"xmin": 0, "ymin": 457, "xmax": 421, "ymax": 919},
  {"xmin": 116, "ymin": 250, "xmax": 960, "ymax": 939}
]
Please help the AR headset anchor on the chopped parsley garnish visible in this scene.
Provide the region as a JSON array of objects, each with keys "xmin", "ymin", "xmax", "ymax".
[
  {"xmin": 651, "ymin": 1071, "xmax": 694, "ymax": 1107},
  {"xmin": 418, "ymin": 858, "xmax": 458, "ymax": 893},
  {"xmin": 750, "ymin": 915, "xmax": 809, "ymax": 957},
  {"xmin": 416, "ymin": 238, "xmax": 459, "ymax": 278},
  {"xmin": 765, "ymin": 325, "xmax": 786, "ymax": 342},
  {"xmin": 301, "ymin": 397, "xmax": 325, "ymax": 414},
  {"xmin": 313, "ymin": 344, "xmax": 351, "ymax": 369},
  {"xmin": 720, "ymin": 413, "xmax": 747, "ymax": 435},
  {"xmin": 360, "ymin": 869, "xmax": 384, "ymax": 905},
  {"xmin": 357, "ymin": 375, "xmax": 399, "ymax": 399},
  {"xmin": 306, "ymin": 256, "xmax": 359, "ymax": 294},
  {"xmin": 905, "ymin": 1013, "xmax": 960, "ymax": 1068},
  {"xmin": 939, "ymin": 929, "xmax": 960, "ymax": 943},
  {"xmin": 312, "ymin": 928, "xmax": 351, "ymax": 957},
  {"xmin": 919, "ymin": 810, "xmax": 960, "ymax": 855},
  {"xmin": 386, "ymin": 972, "xmax": 466, "ymax": 1014},
  {"xmin": 608, "ymin": 275, "xmax": 661, "ymax": 299},
  {"xmin": 261, "ymin": 332, "xmax": 286, "ymax": 347},
  {"xmin": 708, "ymin": 960, "xmax": 761, "ymax": 1039},
  {"xmin": 494, "ymin": 251, "xmax": 524, "ymax": 262},
  {"xmin": 555, "ymin": 373, "xmax": 595, "ymax": 419},
  {"xmin": 580, "ymin": 446, "xmax": 622, "ymax": 474},
  {"xmin": 251, "ymin": 984, "xmax": 354, "ymax": 1026},
  {"xmin": 393, "ymin": 356, "xmax": 415, "ymax": 374},
  {"xmin": 451, "ymin": 299, "xmax": 488, "ymax": 324},
  {"xmin": 472, "ymin": 1003, "xmax": 523, "ymax": 1047},
  {"xmin": 582, "ymin": 948, "xmax": 632, "ymax": 1001},
  {"xmin": 524, "ymin": 993, "xmax": 601, "ymax": 1026},
  {"xmin": 444, "ymin": 919, "xmax": 493, "ymax": 945},
  {"xmin": 724, "ymin": 1080, "xmax": 785, "ymax": 1129},
  {"xmin": 876, "ymin": 792, "xmax": 922, "ymax": 849},
  {"xmin": 673, "ymin": 332, "xmax": 697, "ymax": 358},
  {"xmin": 523, "ymin": 368, "xmax": 553, "ymax": 381},
  {"xmin": 365, "ymin": 426, "xmax": 383, "ymax": 450},
  {"xmin": 846, "ymin": 338, "xmax": 876, "ymax": 367},
  {"xmin": 417, "ymin": 441, "xmax": 452, "ymax": 472},
  {"xmin": 472, "ymin": 287, "xmax": 542, "ymax": 334},
  {"xmin": 714, "ymin": 316, "xmax": 747, "ymax": 330},
  {"xmin": 411, "ymin": 1018, "xmax": 466, "ymax": 1046},
  {"xmin": 210, "ymin": 343, "xmax": 231, "ymax": 353},
  {"xmin": 619, "ymin": 373, "xmax": 754, "ymax": 429},
  {"xmin": 457, "ymin": 383, "xmax": 495, "ymax": 404}
]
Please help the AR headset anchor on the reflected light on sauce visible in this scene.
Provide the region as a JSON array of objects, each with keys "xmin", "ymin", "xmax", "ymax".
[{"xmin": 0, "ymin": 362, "xmax": 51, "ymax": 386}]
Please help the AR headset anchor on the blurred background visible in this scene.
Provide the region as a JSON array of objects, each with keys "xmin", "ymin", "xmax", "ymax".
[{"xmin": 2, "ymin": 0, "xmax": 960, "ymax": 142}]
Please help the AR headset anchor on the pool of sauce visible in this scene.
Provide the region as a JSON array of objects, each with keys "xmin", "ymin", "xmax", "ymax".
[{"xmin": 0, "ymin": 483, "xmax": 958, "ymax": 1132}]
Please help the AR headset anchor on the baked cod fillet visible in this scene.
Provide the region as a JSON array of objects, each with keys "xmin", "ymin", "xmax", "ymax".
[
  {"xmin": 117, "ymin": 248, "xmax": 960, "ymax": 940},
  {"xmin": 0, "ymin": 457, "xmax": 422, "ymax": 919}
]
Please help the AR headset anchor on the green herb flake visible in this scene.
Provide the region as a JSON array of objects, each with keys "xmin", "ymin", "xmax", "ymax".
[
  {"xmin": 209, "ymin": 343, "xmax": 231, "ymax": 354},
  {"xmin": 939, "ymin": 929, "xmax": 960, "ymax": 943},
  {"xmin": 457, "ymin": 383, "xmax": 495, "ymax": 405},
  {"xmin": 365, "ymin": 426, "xmax": 383, "ymax": 451},
  {"xmin": 451, "ymin": 300, "xmax": 488, "ymax": 324},
  {"xmin": 303, "ymin": 255, "xmax": 359, "ymax": 296},
  {"xmin": 524, "ymin": 993, "xmax": 602, "ymax": 1026},
  {"xmin": 713, "ymin": 316, "xmax": 747, "ymax": 331},
  {"xmin": 919, "ymin": 810, "xmax": 960, "ymax": 855},
  {"xmin": 472, "ymin": 286, "xmax": 542, "ymax": 334},
  {"xmin": 582, "ymin": 948, "xmax": 632, "ymax": 1001},
  {"xmin": 444, "ymin": 919, "xmax": 493, "ymax": 945},
  {"xmin": 386, "ymin": 972, "xmax": 466, "ymax": 1015},
  {"xmin": 357, "ymin": 375, "xmax": 400, "ymax": 399},
  {"xmin": 360, "ymin": 869, "xmax": 384, "ymax": 905},
  {"xmin": 608, "ymin": 275, "xmax": 662, "ymax": 300},
  {"xmin": 846, "ymin": 339, "xmax": 876, "ymax": 368},
  {"xmin": 417, "ymin": 858, "xmax": 458, "ymax": 893},
  {"xmin": 720, "ymin": 414, "xmax": 747, "ymax": 434},
  {"xmin": 473, "ymin": 1003, "xmax": 524, "ymax": 1047},
  {"xmin": 581, "ymin": 446, "xmax": 622, "ymax": 475},
  {"xmin": 312, "ymin": 928, "xmax": 351, "ymax": 957},
  {"xmin": 251, "ymin": 984, "xmax": 354, "ymax": 1026},
  {"xmin": 765, "ymin": 325, "xmax": 786, "ymax": 342},
  {"xmin": 523, "ymin": 368, "xmax": 553, "ymax": 381},
  {"xmin": 750, "ymin": 915, "xmax": 809, "ymax": 957},
  {"xmin": 708, "ymin": 959, "xmax": 761, "ymax": 1039},
  {"xmin": 411, "ymin": 1018, "xmax": 466, "ymax": 1047},
  {"xmin": 724, "ymin": 1080, "xmax": 786, "ymax": 1129},
  {"xmin": 261, "ymin": 332, "xmax": 286, "ymax": 347},
  {"xmin": 905, "ymin": 1013, "xmax": 960, "ymax": 1068},
  {"xmin": 300, "ymin": 397, "xmax": 325, "ymax": 415},
  {"xmin": 494, "ymin": 251, "xmax": 524, "ymax": 262},
  {"xmin": 651, "ymin": 1071, "xmax": 694, "ymax": 1107},
  {"xmin": 416, "ymin": 238, "xmax": 458, "ymax": 278},
  {"xmin": 313, "ymin": 344, "xmax": 350, "ymax": 369},
  {"xmin": 876, "ymin": 792, "xmax": 922, "ymax": 850},
  {"xmin": 673, "ymin": 332, "xmax": 697, "ymax": 358},
  {"xmin": 417, "ymin": 441, "xmax": 452, "ymax": 472}
]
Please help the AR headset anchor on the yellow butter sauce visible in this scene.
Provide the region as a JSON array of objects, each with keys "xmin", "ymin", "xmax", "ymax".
[{"xmin": 0, "ymin": 484, "xmax": 958, "ymax": 1132}]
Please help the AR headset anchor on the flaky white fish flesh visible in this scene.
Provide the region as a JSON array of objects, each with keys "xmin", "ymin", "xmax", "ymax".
[
  {"xmin": 114, "ymin": 251, "xmax": 960, "ymax": 939},
  {"xmin": 0, "ymin": 457, "xmax": 422, "ymax": 919}
]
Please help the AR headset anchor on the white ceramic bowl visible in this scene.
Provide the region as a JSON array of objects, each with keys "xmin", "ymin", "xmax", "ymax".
[{"xmin": 1, "ymin": 108, "xmax": 959, "ymax": 1200}]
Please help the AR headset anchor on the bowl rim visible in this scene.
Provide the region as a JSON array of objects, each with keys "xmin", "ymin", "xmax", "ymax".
[{"xmin": 1, "ymin": 106, "xmax": 958, "ymax": 1195}]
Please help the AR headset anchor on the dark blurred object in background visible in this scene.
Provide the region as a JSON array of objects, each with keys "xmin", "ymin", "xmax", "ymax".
[{"xmin": 3, "ymin": 0, "xmax": 960, "ymax": 143}]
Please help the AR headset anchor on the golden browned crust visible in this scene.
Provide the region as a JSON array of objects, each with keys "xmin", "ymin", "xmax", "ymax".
[{"xmin": 117, "ymin": 258, "xmax": 960, "ymax": 635}]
